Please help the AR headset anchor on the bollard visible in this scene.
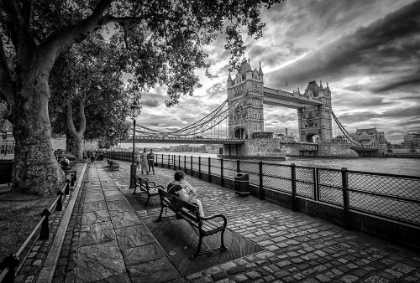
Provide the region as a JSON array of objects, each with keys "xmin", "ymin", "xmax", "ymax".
[
  {"xmin": 56, "ymin": 191, "xmax": 63, "ymax": 211},
  {"xmin": 40, "ymin": 209, "xmax": 51, "ymax": 240},
  {"xmin": 291, "ymin": 163, "xmax": 297, "ymax": 212},
  {"xmin": 65, "ymin": 179, "xmax": 70, "ymax": 195}
]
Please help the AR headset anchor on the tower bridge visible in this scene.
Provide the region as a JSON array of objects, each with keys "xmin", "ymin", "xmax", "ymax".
[{"xmin": 131, "ymin": 58, "xmax": 386, "ymax": 159}]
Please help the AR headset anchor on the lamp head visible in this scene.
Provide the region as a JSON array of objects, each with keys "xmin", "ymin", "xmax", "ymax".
[{"xmin": 130, "ymin": 100, "xmax": 142, "ymax": 118}]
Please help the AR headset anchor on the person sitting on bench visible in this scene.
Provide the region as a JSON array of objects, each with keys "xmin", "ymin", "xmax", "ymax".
[{"xmin": 167, "ymin": 170, "xmax": 205, "ymax": 217}]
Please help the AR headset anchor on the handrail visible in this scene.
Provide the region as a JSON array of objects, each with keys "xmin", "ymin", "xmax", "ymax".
[{"xmin": 0, "ymin": 173, "xmax": 76, "ymax": 282}]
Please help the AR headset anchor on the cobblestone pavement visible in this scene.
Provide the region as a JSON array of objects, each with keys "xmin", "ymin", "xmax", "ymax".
[{"xmin": 48, "ymin": 160, "xmax": 420, "ymax": 283}]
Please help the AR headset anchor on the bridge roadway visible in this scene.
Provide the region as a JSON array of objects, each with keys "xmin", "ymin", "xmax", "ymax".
[{"xmin": 122, "ymin": 136, "xmax": 318, "ymax": 149}]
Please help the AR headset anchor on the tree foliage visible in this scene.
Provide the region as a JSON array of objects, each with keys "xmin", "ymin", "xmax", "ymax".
[{"xmin": 0, "ymin": 0, "xmax": 284, "ymax": 195}]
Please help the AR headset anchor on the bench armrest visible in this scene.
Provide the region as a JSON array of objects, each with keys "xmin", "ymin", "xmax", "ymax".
[{"xmin": 201, "ymin": 214, "xmax": 228, "ymax": 227}]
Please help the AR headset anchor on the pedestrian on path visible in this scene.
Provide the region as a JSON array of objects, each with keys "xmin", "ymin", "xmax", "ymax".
[
  {"xmin": 167, "ymin": 170, "xmax": 204, "ymax": 217},
  {"xmin": 147, "ymin": 149, "xmax": 155, "ymax": 174},
  {"xmin": 140, "ymin": 148, "xmax": 149, "ymax": 174},
  {"xmin": 91, "ymin": 151, "xmax": 96, "ymax": 163}
]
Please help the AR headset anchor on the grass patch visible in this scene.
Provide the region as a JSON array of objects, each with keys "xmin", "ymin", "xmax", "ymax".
[{"xmin": 0, "ymin": 192, "xmax": 56, "ymax": 260}]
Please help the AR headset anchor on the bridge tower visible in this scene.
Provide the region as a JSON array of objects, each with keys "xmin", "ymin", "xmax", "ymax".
[
  {"xmin": 297, "ymin": 80, "xmax": 333, "ymax": 143},
  {"xmin": 227, "ymin": 59, "xmax": 264, "ymax": 139}
]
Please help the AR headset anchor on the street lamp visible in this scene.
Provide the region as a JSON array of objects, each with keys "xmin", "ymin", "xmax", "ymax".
[{"xmin": 129, "ymin": 99, "xmax": 142, "ymax": 188}]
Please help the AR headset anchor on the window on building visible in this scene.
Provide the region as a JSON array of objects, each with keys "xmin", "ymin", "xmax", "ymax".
[{"xmin": 308, "ymin": 120, "xmax": 314, "ymax": 127}]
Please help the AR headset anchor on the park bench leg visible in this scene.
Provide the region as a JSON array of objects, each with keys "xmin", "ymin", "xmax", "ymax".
[
  {"xmin": 155, "ymin": 202, "xmax": 165, "ymax": 222},
  {"xmin": 220, "ymin": 229, "xmax": 228, "ymax": 251},
  {"xmin": 190, "ymin": 232, "xmax": 204, "ymax": 260}
]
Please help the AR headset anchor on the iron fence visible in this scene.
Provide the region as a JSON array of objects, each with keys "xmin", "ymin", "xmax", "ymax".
[
  {"xmin": 0, "ymin": 174, "xmax": 76, "ymax": 282},
  {"xmin": 147, "ymin": 153, "xmax": 420, "ymax": 228},
  {"xmin": 102, "ymin": 152, "xmax": 420, "ymax": 228}
]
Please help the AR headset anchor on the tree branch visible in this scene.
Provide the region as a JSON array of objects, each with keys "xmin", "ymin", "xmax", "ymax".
[
  {"xmin": 78, "ymin": 98, "xmax": 86, "ymax": 134},
  {"xmin": 39, "ymin": 0, "xmax": 114, "ymax": 66},
  {"xmin": 66, "ymin": 101, "xmax": 78, "ymax": 137}
]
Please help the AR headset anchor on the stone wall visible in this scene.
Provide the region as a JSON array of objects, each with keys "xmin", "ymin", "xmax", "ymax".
[{"xmin": 317, "ymin": 141, "xmax": 358, "ymax": 157}]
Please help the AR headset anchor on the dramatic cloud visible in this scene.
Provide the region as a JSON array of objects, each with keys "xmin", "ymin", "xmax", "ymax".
[{"xmin": 140, "ymin": 0, "xmax": 419, "ymax": 144}]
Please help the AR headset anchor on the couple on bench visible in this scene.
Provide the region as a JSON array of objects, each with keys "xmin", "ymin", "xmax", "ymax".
[{"xmin": 167, "ymin": 170, "xmax": 205, "ymax": 217}]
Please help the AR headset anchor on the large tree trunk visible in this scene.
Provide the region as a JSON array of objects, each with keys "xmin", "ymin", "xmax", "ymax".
[
  {"xmin": 67, "ymin": 132, "xmax": 84, "ymax": 160},
  {"xmin": 13, "ymin": 70, "xmax": 65, "ymax": 196}
]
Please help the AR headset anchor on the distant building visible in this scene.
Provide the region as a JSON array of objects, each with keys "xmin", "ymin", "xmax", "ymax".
[
  {"xmin": 0, "ymin": 103, "xmax": 14, "ymax": 154},
  {"xmin": 401, "ymin": 132, "xmax": 420, "ymax": 149}
]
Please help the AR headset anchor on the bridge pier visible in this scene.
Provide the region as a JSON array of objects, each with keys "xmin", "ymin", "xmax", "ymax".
[{"xmin": 220, "ymin": 140, "xmax": 358, "ymax": 160}]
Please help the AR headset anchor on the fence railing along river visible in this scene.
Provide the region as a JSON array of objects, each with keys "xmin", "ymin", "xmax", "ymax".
[{"xmin": 105, "ymin": 151, "xmax": 420, "ymax": 250}]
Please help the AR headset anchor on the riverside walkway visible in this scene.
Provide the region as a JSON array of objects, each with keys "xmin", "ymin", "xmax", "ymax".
[{"xmin": 43, "ymin": 161, "xmax": 420, "ymax": 282}]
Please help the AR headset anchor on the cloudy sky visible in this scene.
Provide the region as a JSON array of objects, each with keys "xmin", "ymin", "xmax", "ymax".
[{"xmin": 137, "ymin": 0, "xmax": 420, "ymax": 144}]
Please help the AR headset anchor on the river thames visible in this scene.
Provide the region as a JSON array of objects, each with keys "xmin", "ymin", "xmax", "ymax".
[{"xmin": 156, "ymin": 151, "xmax": 420, "ymax": 177}]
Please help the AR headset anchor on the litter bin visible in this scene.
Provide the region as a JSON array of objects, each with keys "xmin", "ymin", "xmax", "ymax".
[{"xmin": 235, "ymin": 173, "xmax": 250, "ymax": 197}]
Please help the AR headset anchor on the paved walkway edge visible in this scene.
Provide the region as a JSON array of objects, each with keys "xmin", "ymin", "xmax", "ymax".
[{"xmin": 35, "ymin": 163, "xmax": 88, "ymax": 283}]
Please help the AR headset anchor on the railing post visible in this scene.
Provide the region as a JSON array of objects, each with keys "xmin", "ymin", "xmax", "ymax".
[
  {"xmin": 208, "ymin": 157, "xmax": 211, "ymax": 183},
  {"xmin": 236, "ymin": 159, "xmax": 240, "ymax": 173},
  {"xmin": 179, "ymin": 155, "xmax": 181, "ymax": 170},
  {"xmin": 65, "ymin": 179, "xmax": 70, "ymax": 195},
  {"xmin": 220, "ymin": 158, "xmax": 224, "ymax": 187},
  {"xmin": 40, "ymin": 209, "xmax": 51, "ymax": 240},
  {"xmin": 56, "ymin": 191, "xmax": 63, "ymax": 211},
  {"xmin": 184, "ymin": 155, "xmax": 186, "ymax": 172},
  {"xmin": 291, "ymin": 163, "xmax": 297, "ymax": 212},
  {"xmin": 173, "ymin": 155, "xmax": 176, "ymax": 171},
  {"xmin": 191, "ymin": 156, "xmax": 193, "ymax": 175},
  {"xmin": 342, "ymin": 167, "xmax": 351, "ymax": 230},
  {"xmin": 1, "ymin": 254, "xmax": 19, "ymax": 283},
  {"xmin": 161, "ymin": 154, "xmax": 164, "ymax": 168},
  {"xmin": 313, "ymin": 168, "xmax": 318, "ymax": 201},
  {"xmin": 259, "ymin": 161, "xmax": 264, "ymax": 200},
  {"xmin": 167, "ymin": 155, "xmax": 170, "ymax": 169},
  {"xmin": 70, "ymin": 173, "xmax": 76, "ymax": 186},
  {"xmin": 198, "ymin": 156, "xmax": 201, "ymax": 179}
]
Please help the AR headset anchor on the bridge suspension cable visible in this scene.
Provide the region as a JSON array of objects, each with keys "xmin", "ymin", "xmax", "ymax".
[
  {"xmin": 331, "ymin": 111, "xmax": 377, "ymax": 148},
  {"xmin": 134, "ymin": 91, "xmax": 250, "ymax": 137}
]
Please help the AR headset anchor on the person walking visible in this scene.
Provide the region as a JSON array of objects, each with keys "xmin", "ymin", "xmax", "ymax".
[
  {"xmin": 147, "ymin": 149, "xmax": 155, "ymax": 174},
  {"xmin": 140, "ymin": 148, "xmax": 149, "ymax": 174},
  {"xmin": 91, "ymin": 151, "xmax": 96, "ymax": 163}
]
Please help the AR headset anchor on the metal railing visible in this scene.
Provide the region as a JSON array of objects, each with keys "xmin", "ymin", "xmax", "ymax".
[
  {"xmin": 0, "ymin": 174, "xmax": 76, "ymax": 282},
  {"xmin": 103, "ymin": 152, "xmax": 420, "ymax": 228}
]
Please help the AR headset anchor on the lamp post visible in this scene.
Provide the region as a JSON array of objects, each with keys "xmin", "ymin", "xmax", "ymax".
[
  {"xmin": 2, "ymin": 131, "xmax": 7, "ymax": 156},
  {"xmin": 129, "ymin": 99, "xmax": 141, "ymax": 188}
]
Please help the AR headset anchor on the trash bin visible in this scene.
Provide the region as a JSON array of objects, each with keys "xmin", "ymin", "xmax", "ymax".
[{"xmin": 235, "ymin": 173, "xmax": 250, "ymax": 197}]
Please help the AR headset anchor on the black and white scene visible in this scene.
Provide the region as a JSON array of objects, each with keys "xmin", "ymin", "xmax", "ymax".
[{"xmin": 1, "ymin": 0, "xmax": 420, "ymax": 282}]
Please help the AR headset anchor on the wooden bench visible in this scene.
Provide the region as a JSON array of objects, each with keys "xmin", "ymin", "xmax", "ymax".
[
  {"xmin": 156, "ymin": 188, "xmax": 228, "ymax": 259},
  {"xmin": 133, "ymin": 176, "xmax": 164, "ymax": 206},
  {"xmin": 107, "ymin": 159, "xmax": 120, "ymax": 171}
]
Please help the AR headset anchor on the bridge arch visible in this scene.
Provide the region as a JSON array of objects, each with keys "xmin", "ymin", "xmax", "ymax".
[
  {"xmin": 234, "ymin": 127, "xmax": 247, "ymax": 139},
  {"xmin": 306, "ymin": 134, "xmax": 321, "ymax": 143}
]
